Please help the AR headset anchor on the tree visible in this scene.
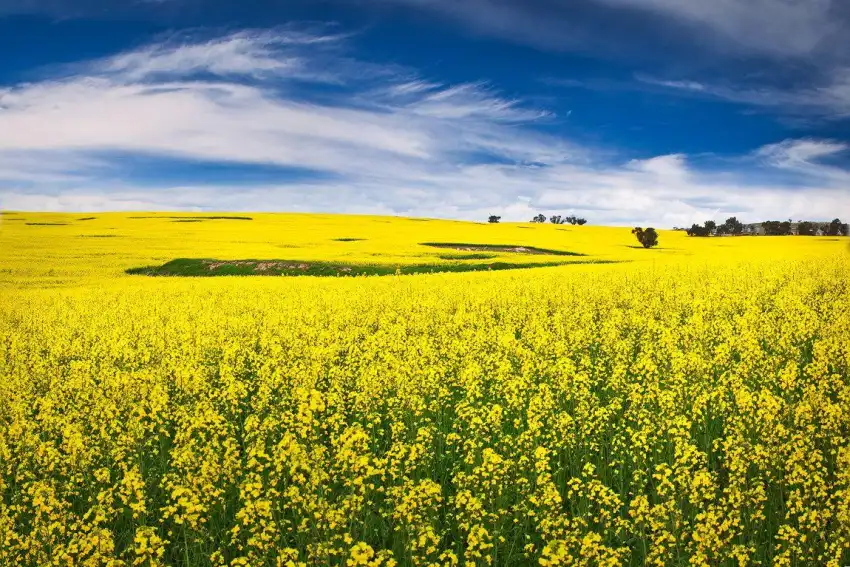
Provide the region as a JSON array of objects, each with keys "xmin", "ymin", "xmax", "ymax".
[
  {"xmin": 797, "ymin": 221, "xmax": 817, "ymax": 236},
  {"xmin": 488, "ymin": 215, "xmax": 501, "ymax": 224},
  {"xmin": 632, "ymin": 227, "xmax": 643, "ymax": 240},
  {"xmin": 686, "ymin": 223, "xmax": 710, "ymax": 237},
  {"xmin": 632, "ymin": 227, "xmax": 659, "ymax": 248},
  {"xmin": 720, "ymin": 216, "xmax": 743, "ymax": 235},
  {"xmin": 549, "ymin": 215, "xmax": 564, "ymax": 224},
  {"xmin": 827, "ymin": 218, "xmax": 848, "ymax": 236},
  {"xmin": 704, "ymin": 220, "xmax": 717, "ymax": 235},
  {"xmin": 762, "ymin": 221, "xmax": 781, "ymax": 235},
  {"xmin": 530, "ymin": 214, "xmax": 546, "ymax": 223},
  {"xmin": 562, "ymin": 215, "xmax": 588, "ymax": 226},
  {"xmin": 762, "ymin": 220, "xmax": 793, "ymax": 236}
]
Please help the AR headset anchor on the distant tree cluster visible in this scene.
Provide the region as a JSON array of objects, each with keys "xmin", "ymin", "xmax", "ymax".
[
  {"xmin": 797, "ymin": 221, "xmax": 818, "ymax": 236},
  {"xmin": 761, "ymin": 220, "xmax": 794, "ymax": 236},
  {"xmin": 688, "ymin": 217, "xmax": 744, "ymax": 236},
  {"xmin": 716, "ymin": 216, "xmax": 743, "ymax": 235},
  {"xmin": 529, "ymin": 214, "xmax": 587, "ymax": 225},
  {"xmin": 686, "ymin": 217, "xmax": 848, "ymax": 237},
  {"xmin": 824, "ymin": 218, "xmax": 849, "ymax": 236},
  {"xmin": 686, "ymin": 219, "xmax": 718, "ymax": 237},
  {"xmin": 786, "ymin": 219, "xmax": 849, "ymax": 236},
  {"xmin": 488, "ymin": 215, "xmax": 501, "ymax": 224},
  {"xmin": 632, "ymin": 227, "xmax": 659, "ymax": 248}
]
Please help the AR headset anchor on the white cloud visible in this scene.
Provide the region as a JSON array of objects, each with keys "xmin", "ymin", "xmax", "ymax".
[
  {"xmin": 757, "ymin": 139, "xmax": 847, "ymax": 165},
  {"xmin": 401, "ymin": 82, "xmax": 551, "ymax": 121},
  {"xmin": 640, "ymin": 78, "xmax": 706, "ymax": 92},
  {"xmin": 89, "ymin": 27, "xmax": 368, "ymax": 84},
  {"xmin": 0, "ymin": 29, "xmax": 567, "ymax": 169},
  {"xmin": 4, "ymin": 152, "xmax": 848, "ymax": 228},
  {"xmin": 638, "ymin": 69, "xmax": 850, "ymax": 118},
  {"xmin": 101, "ymin": 33, "xmax": 303, "ymax": 81},
  {"xmin": 1, "ymin": 28, "xmax": 848, "ymax": 226}
]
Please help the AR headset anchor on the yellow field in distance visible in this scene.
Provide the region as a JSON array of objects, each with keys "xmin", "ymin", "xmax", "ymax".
[{"xmin": 1, "ymin": 211, "xmax": 845, "ymax": 288}]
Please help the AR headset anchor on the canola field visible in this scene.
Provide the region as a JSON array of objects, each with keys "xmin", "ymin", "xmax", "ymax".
[{"xmin": 1, "ymin": 212, "xmax": 849, "ymax": 567}]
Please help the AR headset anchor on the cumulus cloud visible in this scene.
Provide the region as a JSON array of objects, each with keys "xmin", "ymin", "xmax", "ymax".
[{"xmin": 1, "ymin": 28, "xmax": 848, "ymax": 226}]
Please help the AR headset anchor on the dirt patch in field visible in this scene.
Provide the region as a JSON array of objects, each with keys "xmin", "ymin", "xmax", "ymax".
[
  {"xmin": 421, "ymin": 242, "xmax": 584, "ymax": 256},
  {"xmin": 438, "ymin": 253, "xmax": 496, "ymax": 260},
  {"xmin": 205, "ymin": 260, "xmax": 316, "ymax": 272}
]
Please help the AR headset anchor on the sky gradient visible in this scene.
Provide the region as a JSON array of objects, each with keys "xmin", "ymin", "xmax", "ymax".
[{"xmin": 0, "ymin": 0, "xmax": 848, "ymax": 226}]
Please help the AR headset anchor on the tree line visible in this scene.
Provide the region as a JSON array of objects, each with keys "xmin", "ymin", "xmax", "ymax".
[
  {"xmin": 487, "ymin": 214, "xmax": 587, "ymax": 224},
  {"xmin": 684, "ymin": 217, "xmax": 848, "ymax": 237}
]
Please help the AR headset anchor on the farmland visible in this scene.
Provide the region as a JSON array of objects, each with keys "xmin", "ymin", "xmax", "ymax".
[{"xmin": 1, "ymin": 212, "xmax": 849, "ymax": 566}]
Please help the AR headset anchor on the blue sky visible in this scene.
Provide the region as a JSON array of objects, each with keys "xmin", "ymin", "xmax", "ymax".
[{"xmin": 0, "ymin": 0, "xmax": 848, "ymax": 226}]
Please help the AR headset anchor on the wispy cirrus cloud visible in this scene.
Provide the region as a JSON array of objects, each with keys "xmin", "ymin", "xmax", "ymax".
[
  {"xmin": 98, "ymin": 30, "xmax": 317, "ymax": 81},
  {"xmin": 547, "ymin": 70, "xmax": 850, "ymax": 120},
  {"xmin": 369, "ymin": 0, "xmax": 850, "ymax": 132},
  {"xmin": 1, "ymin": 27, "xmax": 848, "ymax": 226},
  {"xmin": 637, "ymin": 70, "xmax": 850, "ymax": 118},
  {"xmin": 365, "ymin": 0, "xmax": 849, "ymax": 59},
  {"xmin": 593, "ymin": 0, "xmax": 839, "ymax": 57},
  {"xmin": 0, "ymin": 28, "xmax": 562, "ymax": 167}
]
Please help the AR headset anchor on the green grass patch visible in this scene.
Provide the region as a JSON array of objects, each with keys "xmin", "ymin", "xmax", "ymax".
[
  {"xmin": 78, "ymin": 234, "xmax": 122, "ymax": 238},
  {"xmin": 26, "ymin": 222, "xmax": 68, "ymax": 226},
  {"xmin": 333, "ymin": 238, "xmax": 365, "ymax": 242},
  {"xmin": 77, "ymin": 217, "xmax": 97, "ymax": 221},
  {"xmin": 127, "ymin": 258, "xmax": 616, "ymax": 277},
  {"xmin": 421, "ymin": 242, "xmax": 585, "ymax": 256}
]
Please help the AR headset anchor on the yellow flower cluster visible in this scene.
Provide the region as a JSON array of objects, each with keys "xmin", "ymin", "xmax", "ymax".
[{"xmin": 1, "ymin": 212, "xmax": 849, "ymax": 566}]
